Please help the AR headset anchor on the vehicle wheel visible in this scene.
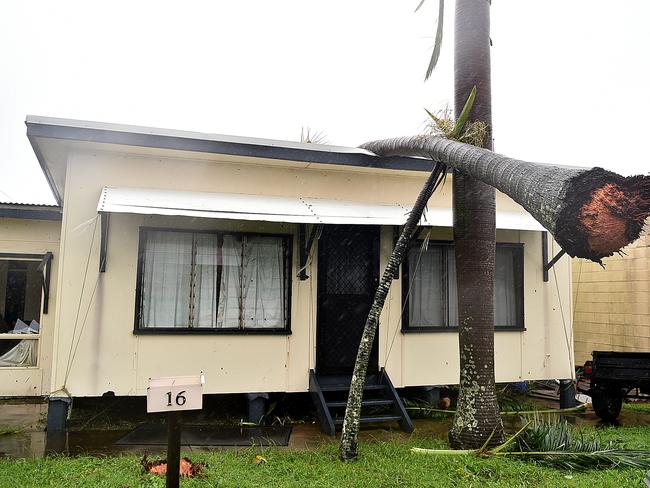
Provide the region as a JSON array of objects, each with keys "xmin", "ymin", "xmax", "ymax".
[{"xmin": 591, "ymin": 384, "xmax": 623, "ymax": 421}]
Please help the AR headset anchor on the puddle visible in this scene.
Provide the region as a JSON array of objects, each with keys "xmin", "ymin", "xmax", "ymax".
[
  {"xmin": 0, "ymin": 401, "xmax": 46, "ymax": 430},
  {"xmin": 1, "ymin": 403, "xmax": 650, "ymax": 459},
  {"xmin": 0, "ymin": 431, "xmax": 46, "ymax": 458}
]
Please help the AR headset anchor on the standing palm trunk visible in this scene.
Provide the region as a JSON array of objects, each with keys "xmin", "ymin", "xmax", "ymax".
[
  {"xmin": 448, "ymin": 0, "xmax": 503, "ymax": 449},
  {"xmin": 338, "ymin": 162, "xmax": 446, "ymax": 460}
]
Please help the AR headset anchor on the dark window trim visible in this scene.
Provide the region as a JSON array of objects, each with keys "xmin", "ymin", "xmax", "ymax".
[
  {"xmin": 402, "ymin": 325, "xmax": 527, "ymax": 334},
  {"xmin": 0, "ymin": 253, "xmax": 46, "ymax": 260},
  {"xmin": 133, "ymin": 327, "xmax": 292, "ymax": 336},
  {"xmin": 0, "ymin": 252, "xmax": 52, "ymax": 315},
  {"xmin": 134, "ymin": 226, "xmax": 293, "ymax": 335},
  {"xmin": 401, "ymin": 240, "xmax": 525, "ymax": 333}
]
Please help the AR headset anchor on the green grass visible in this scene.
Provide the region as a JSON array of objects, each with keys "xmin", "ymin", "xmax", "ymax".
[
  {"xmin": 623, "ymin": 401, "xmax": 650, "ymax": 414},
  {"xmin": 1, "ymin": 425, "xmax": 649, "ymax": 487},
  {"xmin": 0, "ymin": 426, "xmax": 22, "ymax": 436}
]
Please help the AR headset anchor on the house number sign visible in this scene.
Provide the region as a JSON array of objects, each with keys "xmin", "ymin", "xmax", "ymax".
[{"xmin": 146, "ymin": 373, "xmax": 205, "ymax": 413}]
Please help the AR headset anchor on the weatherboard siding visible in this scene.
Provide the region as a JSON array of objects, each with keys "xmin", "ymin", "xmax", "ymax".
[{"xmin": 573, "ymin": 233, "xmax": 650, "ymax": 364}]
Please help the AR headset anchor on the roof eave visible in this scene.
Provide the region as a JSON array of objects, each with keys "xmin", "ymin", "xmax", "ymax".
[
  {"xmin": 0, "ymin": 203, "xmax": 62, "ymax": 221},
  {"xmin": 26, "ymin": 124, "xmax": 63, "ymax": 206},
  {"xmin": 25, "ymin": 116, "xmax": 437, "ymax": 186}
]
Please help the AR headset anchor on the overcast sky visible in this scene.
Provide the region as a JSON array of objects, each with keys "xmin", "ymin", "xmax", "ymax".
[{"xmin": 1, "ymin": 1, "xmax": 648, "ymax": 205}]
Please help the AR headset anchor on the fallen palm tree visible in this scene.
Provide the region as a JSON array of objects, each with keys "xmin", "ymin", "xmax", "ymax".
[
  {"xmin": 412, "ymin": 416, "xmax": 650, "ymax": 471},
  {"xmin": 339, "ymin": 92, "xmax": 649, "ymax": 459},
  {"xmin": 361, "ymin": 135, "xmax": 650, "ymax": 263}
]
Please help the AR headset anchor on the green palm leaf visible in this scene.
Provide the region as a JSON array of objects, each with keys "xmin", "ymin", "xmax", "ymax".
[{"xmin": 421, "ymin": 0, "xmax": 444, "ymax": 81}]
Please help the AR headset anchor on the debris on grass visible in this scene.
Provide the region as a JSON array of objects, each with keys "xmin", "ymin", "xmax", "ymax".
[
  {"xmin": 141, "ymin": 455, "xmax": 206, "ymax": 478},
  {"xmin": 411, "ymin": 416, "xmax": 650, "ymax": 471}
]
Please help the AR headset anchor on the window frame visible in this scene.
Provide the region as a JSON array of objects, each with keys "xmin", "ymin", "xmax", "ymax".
[
  {"xmin": 401, "ymin": 240, "xmax": 525, "ymax": 333},
  {"xmin": 0, "ymin": 253, "xmax": 46, "ymax": 368},
  {"xmin": 133, "ymin": 227, "xmax": 293, "ymax": 335}
]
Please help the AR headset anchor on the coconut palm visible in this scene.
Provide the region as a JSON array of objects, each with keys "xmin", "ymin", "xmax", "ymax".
[
  {"xmin": 340, "ymin": 0, "xmax": 649, "ymax": 458},
  {"xmin": 446, "ymin": 0, "xmax": 502, "ymax": 449}
]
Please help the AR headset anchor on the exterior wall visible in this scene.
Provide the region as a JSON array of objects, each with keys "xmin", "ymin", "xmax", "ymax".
[
  {"xmin": 381, "ymin": 227, "xmax": 573, "ymax": 387},
  {"xmin": 51, "ymin": 147, "xmax": 574, "ymax": 397},
  {"xmin": 0, "ymin": 217, "xmax": 60, "ymax": 396},
  {"xmin": 573, "ymin": 232, "xmax": 650, "ymax": 364}
]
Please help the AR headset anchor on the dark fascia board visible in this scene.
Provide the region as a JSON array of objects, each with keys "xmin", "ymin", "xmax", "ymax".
[
  {"xmin": 0, "ymin": 204, "xmax": 62, "ymax": 221},
  {"xmin": 25, "ymin": 117, "xmax": 437, "ymax": 177}
]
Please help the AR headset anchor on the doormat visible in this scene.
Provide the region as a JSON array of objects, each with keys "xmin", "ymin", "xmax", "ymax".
[{"xmin": 115, "ymin": 424, "xmax": 292, "ymax": 447}]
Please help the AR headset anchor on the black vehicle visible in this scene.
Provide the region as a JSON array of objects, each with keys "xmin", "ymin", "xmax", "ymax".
[{"xmin": 581, "ymin": 351, "xmax": 650, "ymax": 421}]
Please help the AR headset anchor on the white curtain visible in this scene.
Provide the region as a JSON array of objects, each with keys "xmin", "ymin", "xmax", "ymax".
[
  {"xmin": 242, "ymin": 236, "xmax": 286, "ymax": 329},
  {"xmin": 194, "ymin": 234, "xmax": 219, "ymax": 328},
  {"xmin": 408, "ymin": 246, "xmax": 445, "ymax": 327},
  {"xmin": 494, "ymin": 246, "xmax": 517, "ymax": 326},
  {"xmin": 217, "ymin": 235, "xmax": 243, "ymax": 328},
  {"xmin": 0, "ymin": 340, "xmax": 37, "ymax": 367},
  {"xmin": 408, "ymin": 244, "xmax": 519, "ymax": 328},
  {"xmin": 142, "ymin": 231, "xmax": 193, "ymax": 327},
  {"xmin": 141, "ymin": 231, "xmax": 286, "ymax": 330}
]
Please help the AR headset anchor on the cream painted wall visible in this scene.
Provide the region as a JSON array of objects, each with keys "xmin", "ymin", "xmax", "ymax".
[
  {"xmin": 50, "ymin": 147, "xmax": 573, "ymax": 397},
  {"xmin": 0, "ymin": 217, "xmax": 60, "ymax": 396}
]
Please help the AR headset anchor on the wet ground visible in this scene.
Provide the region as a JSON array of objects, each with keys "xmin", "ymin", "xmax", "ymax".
[{"xmin": 2, "ymin": 400, "xmax": 650, "ymax": 459}]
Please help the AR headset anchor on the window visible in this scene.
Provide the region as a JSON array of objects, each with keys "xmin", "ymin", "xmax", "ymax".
[
  {"xmin": 0, "ymin": 258, "xmax": 43, "ymax": 367},
  {"xmin": 135, "ymin": 229, "xmax": 292, "ymax": 333},
  {"xmin": 403, "ymin": 242, "xmax": 524, "ymax": 330}
]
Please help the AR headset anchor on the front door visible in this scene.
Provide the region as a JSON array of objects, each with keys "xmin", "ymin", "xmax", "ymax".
[{"xmin": 316, "ymin": 225, "xmax": 379, "ymax": 375}]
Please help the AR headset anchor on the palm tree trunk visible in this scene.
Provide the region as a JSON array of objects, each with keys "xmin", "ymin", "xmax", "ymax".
[
  {"xmin": 339, "ymin": 161, "xmax": 446, "ymax": 461},
  {"xmin": 448, "ymin": 0, "xmax": 503, "ymax": 449},
  {"xmin": 360, "ymin": 137, "xmax": 650, "ymax": 263}
]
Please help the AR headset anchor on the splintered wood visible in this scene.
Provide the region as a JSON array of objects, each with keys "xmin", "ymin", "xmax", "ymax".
[{"xmin": 580, "ymin": 180, "xmax": 650, "ymax": 257}]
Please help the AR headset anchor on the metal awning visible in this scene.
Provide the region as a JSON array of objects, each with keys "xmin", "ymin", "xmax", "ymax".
[{"xmin": 97, "ymin": 186, "xmax": 544, "ymax": 230}]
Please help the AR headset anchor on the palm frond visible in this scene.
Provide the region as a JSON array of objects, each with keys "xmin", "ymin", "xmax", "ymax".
[
  {"xmin": 451, "ymin": 85, "xmax": 476, "ymax": 139},
  {"xmin": 414, "ymin": 0, "xmax": 427, "ymax": 12},
  {"xmin": 412, "ymin": 416, "xmax": 650, "ymax": 471},
  {"xmin": 424, "ymin": 0, "xmax": 444, "ymax": 81},
  {"xmin": 300, "ymin": 127, "xmax": 328, "ymax": 144},
  {"xmin": 506, "ymin": 416, "xmax": 650, "ymax": 470}
]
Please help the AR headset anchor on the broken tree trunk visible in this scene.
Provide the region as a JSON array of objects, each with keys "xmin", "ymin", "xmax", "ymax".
[
  {"xmin": 361, "ymin": 135, "xmax": 650, "ymax": 263},
  {"xmin": 338, "ymin": 161, "xmax": 446, "ymax": 461}
]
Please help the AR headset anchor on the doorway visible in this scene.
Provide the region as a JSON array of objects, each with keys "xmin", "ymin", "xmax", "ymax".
[{"xmin": 316, "ymin": 225, "xmax": 379, "ymax": 375}]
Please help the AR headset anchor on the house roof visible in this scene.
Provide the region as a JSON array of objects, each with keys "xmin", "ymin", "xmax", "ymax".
[
  {"xmin": 26, "ymin": 116, "xmax": 436, "ymax": 206},
  {"xmin": 0, "ymin": 202, "xmax": 62, "ymax": 221}
]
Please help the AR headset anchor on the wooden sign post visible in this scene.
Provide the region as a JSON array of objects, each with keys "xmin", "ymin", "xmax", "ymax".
[{"xmin": 147, "ymin": 373, "xmax": 204, "ymax": 488}]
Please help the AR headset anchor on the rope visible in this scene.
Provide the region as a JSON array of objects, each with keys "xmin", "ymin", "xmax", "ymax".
[
  {"xmin": 551, "ymin": 239, "xmax": 574, "ymax": 381},
  {"xmin": 64, "ymin": 273, "xmax": 101, "ymax": 386},
  {"xmin": 383, "ymin": 228, "xmax": 430, "ymax": 367},
  {"xmin": 62, "ymin": 215, "xmax": 100, "ymax": 387}
]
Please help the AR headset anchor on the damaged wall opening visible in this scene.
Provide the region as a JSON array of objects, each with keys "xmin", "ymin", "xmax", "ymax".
[{"xmin": 0, "ymin": 258, "xmax": 43, "ymax": 367}]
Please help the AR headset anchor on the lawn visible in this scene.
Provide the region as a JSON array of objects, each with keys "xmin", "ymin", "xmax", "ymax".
[{"xmin": 1, "ymin": 424, "xmax": 649, "ymax": 487}]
